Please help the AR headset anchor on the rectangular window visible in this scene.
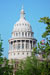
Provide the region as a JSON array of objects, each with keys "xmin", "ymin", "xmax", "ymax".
[
  {"xmin": 26, "ymin": 43, "xmax": 29, "ymax": 49},
  {"xmin": 22, "ymin": 43, "xmax": 24, "ymax": 49},
  {"xmin": 18, "ymin": 44, "xmax": 20, "ymax": 49}
]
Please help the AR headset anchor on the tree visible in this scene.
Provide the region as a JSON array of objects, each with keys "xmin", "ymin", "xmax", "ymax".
[
  {"xmin": 38, "ymin": 17, "xmax": 50, "ymax": 75},
  {"xmin": 32, "ymin": 17, "xmax": 50, "ymax": 75},
  {"xmin": 39, "ymin": 17, "xmax": 50, "ymax": 58},
  {"xmin": 15, "ymin": 55, "xmax": 41, "ymax": 75},
  {"xmin": 0, "ymin": 35, "xmax": 3, "ymax": 64},
  {"xmin": 39, "ymin": 17, "xmax": 50, "ymax": 38},
  {"xmin": 0, "ymin": 35, "xmax": 4, "ymax": 75},
  {"xmin": 0, "ymin": 35, "xmax": 13, "ymax": 75}
]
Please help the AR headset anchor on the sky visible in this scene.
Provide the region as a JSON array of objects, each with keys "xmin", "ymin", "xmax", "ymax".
[{"xmin": 0, "ymin": 0, "xmax": 50, "ymax": 58}]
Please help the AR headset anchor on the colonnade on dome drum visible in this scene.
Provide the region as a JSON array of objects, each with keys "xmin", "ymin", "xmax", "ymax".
[{"xmin": 9, "ymin": 39, "xmax": 36, "ymax": 51}]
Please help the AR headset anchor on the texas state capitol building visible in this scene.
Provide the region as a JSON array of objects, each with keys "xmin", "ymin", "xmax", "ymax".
[{"xmin": 8, "ymin": 7, "xmax": 36, "ymax": 60}]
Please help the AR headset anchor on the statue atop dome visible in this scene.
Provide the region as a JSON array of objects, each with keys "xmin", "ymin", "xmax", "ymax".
[{"xmin": 20, "ymin": 6, "xmax": 25, "ymax": 19}]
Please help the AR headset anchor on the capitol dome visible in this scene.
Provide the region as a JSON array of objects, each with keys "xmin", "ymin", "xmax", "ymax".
[
  {"xmin": 13, "ymin": 18, "xmax": 32, "ymax": 32},
  {"xmin": 12, "ymin": 7, "xmax": 33, "ymax": 38},
  {"xmin": 13, "ymin": 7, "xmax": 32, "ymax": 35},
  {"xmin": 8, "ymin": 7, "xmax": 36, "ymax": 60}
]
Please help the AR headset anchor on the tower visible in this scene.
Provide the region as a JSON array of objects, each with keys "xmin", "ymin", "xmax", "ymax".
[{"xmin": 8, "ymin": 7, "xmax": 36, "ymax": 60}]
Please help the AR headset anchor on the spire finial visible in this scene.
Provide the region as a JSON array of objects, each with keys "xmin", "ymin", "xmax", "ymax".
[
  {"xmin": 20, "ymin": 5, "xmax": 25, "ymax": 19},
  {"xmin": 22, "ymin": 5, "xmax": 24, "ymax": 9}
]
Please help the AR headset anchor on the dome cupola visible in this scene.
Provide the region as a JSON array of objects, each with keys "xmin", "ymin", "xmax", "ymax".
[{"xmin": 13, "ymin": 6, "xmax": 32, "ymax": 33}]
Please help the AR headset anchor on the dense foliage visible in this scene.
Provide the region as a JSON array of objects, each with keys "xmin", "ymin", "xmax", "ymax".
[{"xmin": 0, "ymin": 35, "xmax": 13, "ymax": 75}]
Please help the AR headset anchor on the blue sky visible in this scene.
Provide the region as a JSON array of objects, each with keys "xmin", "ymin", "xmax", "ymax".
[{"xmin": 0, "ymin": 0, "xmax": 50, "ymax": 58}]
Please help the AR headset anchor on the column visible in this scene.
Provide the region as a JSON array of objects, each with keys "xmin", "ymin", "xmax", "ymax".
[
  {"xmin": 29, "ymin": 40, "xmax": 31, "ymax": 50},
  {"xmin": 27, "ymin": 32, "xmax": 28, "ymax": 37},
  {"xmin": 12, "ymin": 42, "xmax": 13, "ymax": 50},
  {"xmin": 21, "ymin": 32, "xmax": 22, "ymax": 37},
  {"xmin": 9, "ymin": 43, "xmax": 11, "ymax": 50},
  {"xmin": 11, "ymin": 44, "xmax": 12, "ymax": 50},
  {"xmin": 13, "ymin": 41, "xmax": 14, "ymax": 50},
  {"xmin": 15, "ymin": 41, "xmax": 17, "ymax": 50},
  {"xmin": 30, "ymin": 32, "xmax": 31, "ymax": 37},
  {"xmin": 20, "ymin": 40, "xmax": 22, "ymax": 50},
  {"xmin": 17, "ymin": 41, "xmax": 18, "ymax": 50},
  {"xmin": 24, "ymin": 32, "xmax": 25, "ymax": 37},
  {"xmin": 32, "ymin": 41, "xmax": 33, "ymax": 49},
  {"xmin": 25, "ymin": 40, "xmax": 27, "ymax": 50},
  {"xmin": 15, "ymin": 41, "xmax": 16, "ymax": 50},
  {"xmin": 30, "ymin": 41, "xmax": 32, "ymax": 49},
  {"xmin": 24, "ymin": 40, "xmax": 26, "ymax": 50}
]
